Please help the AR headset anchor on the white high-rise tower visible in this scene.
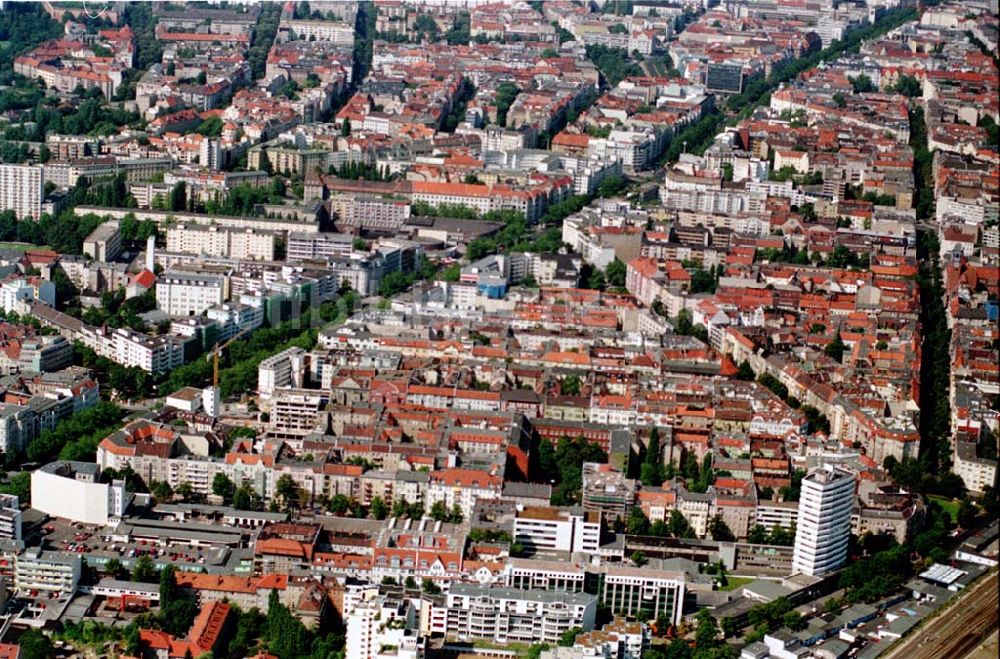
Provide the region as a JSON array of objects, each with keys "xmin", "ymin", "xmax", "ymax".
[
  {"xmin": 792, "ymin": 465, "xmax": 855, "ymax": 576},
  {"xmin": 145, "ymin": 235, "xmax": 156, "ymax": 272}
]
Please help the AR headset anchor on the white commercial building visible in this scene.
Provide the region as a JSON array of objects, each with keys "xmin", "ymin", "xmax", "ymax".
[
  {"xmin": 30, "ymin": 461, "xmax": 132, "ymax": 526},
  {"xmin": 0, "ymin": 163, "xmax": 44, "ymax": 220},
  {"xmin": 513, "ymin": 505, "xmax": 602, "ymax": 554},
  {"xmin": 792, "ymin": 466, "xmax": 856, "ymax": 576}
]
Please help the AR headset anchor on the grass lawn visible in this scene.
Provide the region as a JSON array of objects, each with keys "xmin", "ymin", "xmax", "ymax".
[
  {"xmin": 719, "ymin": 576, "xmax": 754, "ymax": 592},
  {"xmin": 0, "ymin": 242, "xmax": 48, "ymax": 252},
  {"xmin": 929, "ymin": 495, "xmax": 960, "ymax": 523}
]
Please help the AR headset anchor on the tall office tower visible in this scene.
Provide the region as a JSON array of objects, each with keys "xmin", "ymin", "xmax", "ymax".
[
  {"xmin": 0, "ymin": 164, "xmax": 44, "ymax": 220},
  {"xmin": 792, "ymin": 465, "xmax": 856, "ymax": 576}
]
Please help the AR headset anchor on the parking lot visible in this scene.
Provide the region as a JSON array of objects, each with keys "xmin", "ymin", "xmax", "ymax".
[{"xmin": 39, "ymin": 517, "xmax": 238, "ymax": 571}]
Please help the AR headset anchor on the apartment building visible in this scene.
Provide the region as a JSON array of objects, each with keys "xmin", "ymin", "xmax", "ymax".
[
  {"xmin": 503, "ymin": 559, "xmax": 688, "ymax": 626},
  {"xmin": 46, "ymin": 134, "xmax": 99, "ymax": 160},
  {"xmin": 279, "ymin": 19, "xmax": 355, "ymax": 45},
  {"xmin": 205, "ymin": 303, "xmax": 264, "ymax": 342},
  {"xmin": 792, "ymin": 466, "xmax": 855, "ymax": 577},
  {"xmin": 426, "ymin": 468, "xmax": 504, "ymax": 520},
  {"xmin": 0, "ymin": 404, "xmax": 36, "ymax": 455},
  {"xmin": 166, "ymin": 224, "xmax": 276, "ymax": 261},
  {"xmin": 0, "ymin": 494, "xmax": 23, "ymax": 544},
  {"xmin": 17, "ymin": 336, "xmax": 74, "ymax": 374},
  {"xmin": 954, "ymin": 440, "xmax": 998, "ymax": 495},
  {"xmin": 14, "ymin": 547, "xmax": 82, "ymax": 595},
  {"xmin": 445, "ymin": 584, "xmax": 597, "ymax": 646},
  {"xmin": 287, "ymin": 232, "xmax": 355, "ymax": 261},
  {"xmin": 99, "ymin": 327, "xmax": 185, "ymax": 375},
  {"xmin": 346, "ymin": 594, "xmax": 420, "ymax": 659},
  {"xmin": 0, "ymin": 164, "xmax": 44, "ymax": 220},
  {"xmin": 410, "ymin": 181, "xmax": 551, "ymax": 223},
  {"xmin": 0, "ymin": 277, "xmax": 57, "ymax": 315},
  {"xmin": 328, "ymin": 194, "xmax": 411, "ymax": 231},
  {"xmin": 156, "ymin": 269, "xmax": 228, "ymax": 317},
  {"xmin": 82, "ymin": 221, "xmax": 123, "ymax": 262},
  {"xmin": 258, "ymin": 347, "xmax": 309, "ymax": 397}
]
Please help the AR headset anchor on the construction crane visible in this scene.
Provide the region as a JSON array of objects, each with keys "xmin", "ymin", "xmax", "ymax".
[{"xmin": 206, "ymin": 327, "xmax": 251, "ymax": 387}]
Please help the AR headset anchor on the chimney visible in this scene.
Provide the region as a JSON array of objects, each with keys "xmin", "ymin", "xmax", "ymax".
[{"xmin": 145, "ymin": 235, "xmax": 155, "ymax": 272}]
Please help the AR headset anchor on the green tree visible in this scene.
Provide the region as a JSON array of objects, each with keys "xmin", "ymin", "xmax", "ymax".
[
  {"xmin": 175, "ymin": 482, "xmax": 195, "ymax": 501},
  {"xmin": 669, "ymin": 510, "xmax": 694, "ymax": 538},
  {"xmin": 559, "ymin": 627, "xmax": 582, "ymax": 646},
  {"xmin": 561, "ymin": 374, "xmax": 582, "ymax": 396},
  {"xmin": 957, "ymin": 500, "xmax": 978, "ymax": 528},
  {"xmin": 370, "ymin": 496, "xmax": 388, "ymax": 520},
  {"xmin": 849, "ymin": 74, "xmax": 875, "ymax": 93},
  {"xmin": 132, "ymin": 555, "xmax": 157, "ymax": 583},
  {"xmin": 429, "ymin": 500, "xmax": 449, "ymax": 522},
  {"xmin": 494, "ymin": 82, "xmax": 520, "ymax": 127},
  {"xmin": 783, "ymin": 610, "xmax": 805, "ymax": 631},
  {"xmin": 627, "ymin": 507, "xmax": 650, "ymax": 535},
  {"xmin": 275, "ymin": 474, "xmax": 301, "ymax": 509},
  {"xmin": 212, "ymin": 473, "xmax": 236, "ymax": 503},
  {"xmin": 264, "ymin": 589, "xmax": 312, "ymax": 659},
  {"xmin": 641, "ymin": 426, "xmax": 665, "ymax": 486},
  {"xmin": 825, "ymin": 331, "xmax": 846, "ymax": 362},
  {"xmin": 233, "ymin": 485, "xmax": 258, "ymax": 511},
  {"xmin": 605, "ymin": 258, "xmax": 627, "ymax": 288},
  {"xmin": 17, "ymin": 629, "xmax": 53, "ymax": 659},
  {"xmin": 747, "ymin": 524, "xmax": 768, "ymax": 544},
  {"xmin": 104, "ymin": 558, "xmax": 125, "ymax": 579},
  {"xmin": 707, "ymin": 514, "xmax": 735, "ymax": 541},
  {"xmin": 160, "ymin": 563, "xmax": 177, "ymax": 605}
]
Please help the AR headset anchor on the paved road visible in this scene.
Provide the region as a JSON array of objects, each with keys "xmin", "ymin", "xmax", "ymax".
[{"xmin": 882, "ymin": 572, "xmax": 998, "ymax": 659}]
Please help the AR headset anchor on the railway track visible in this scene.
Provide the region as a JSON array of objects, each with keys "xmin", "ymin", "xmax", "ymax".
[{"xmin": 882, "ymin": 572, "xmax": 998, "ymax": 659}]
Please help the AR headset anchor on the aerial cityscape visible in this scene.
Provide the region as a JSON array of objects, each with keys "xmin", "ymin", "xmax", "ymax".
[{"xmin": 0, "ymin": 0, "xmax": 995, "ymax": 658}]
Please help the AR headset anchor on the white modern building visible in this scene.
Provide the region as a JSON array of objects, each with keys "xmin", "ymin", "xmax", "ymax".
[
  {"xmin": 0, "ymin": 277, "xmax": 56, "ymax": 315},
  {"xmin": 82, "ymin": 221, "xmax": 123, "ymax": 262},
  {"xmin": 166, "ymin": 224, "xmax": 276, "ymax": 261},
  {"xmin": 513, "ymin": 505, "xmax": 602, "ymax": 554},
  {"xmin": 14, "ymin": 547, "xmax": 82, "ymax": 595},
  {"xmin": 792, "ymin": 466, "xmax": 856, "ymax": 576},
  {"xmin": 345, "ymin": 592, "xmax": 421, "ymax": 659},
  {"xmin": 445, "ymin": 583, "xmax": 598, "ymax": 646},
  {"xmin": 0, "ymin": 163, "xmax": 44, "ymax": 220},
  {"xmin": 107, "ymin": 328, "xmax": 185, "ymax": 375},
  {"xmin": 0, "ymin": 493, "xmax": 23, "ymax": 544},
  {"xmin": 258, "ymin": 346, "xmax": 308, "ymax": 397},
  {"xmin": 206, "ymin": 302, "xmax": 264, "ymax": 341},
  {"xmin": 0, "ymin": 403, "xmax": 36, "ymax": 455},
  {"xmin": 30, "ymin": 461, "xmax": 132, "ymax": 526},
  {"xmin": 156, "ymin": 269, "xmax": 228, "ymax": 317}
]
